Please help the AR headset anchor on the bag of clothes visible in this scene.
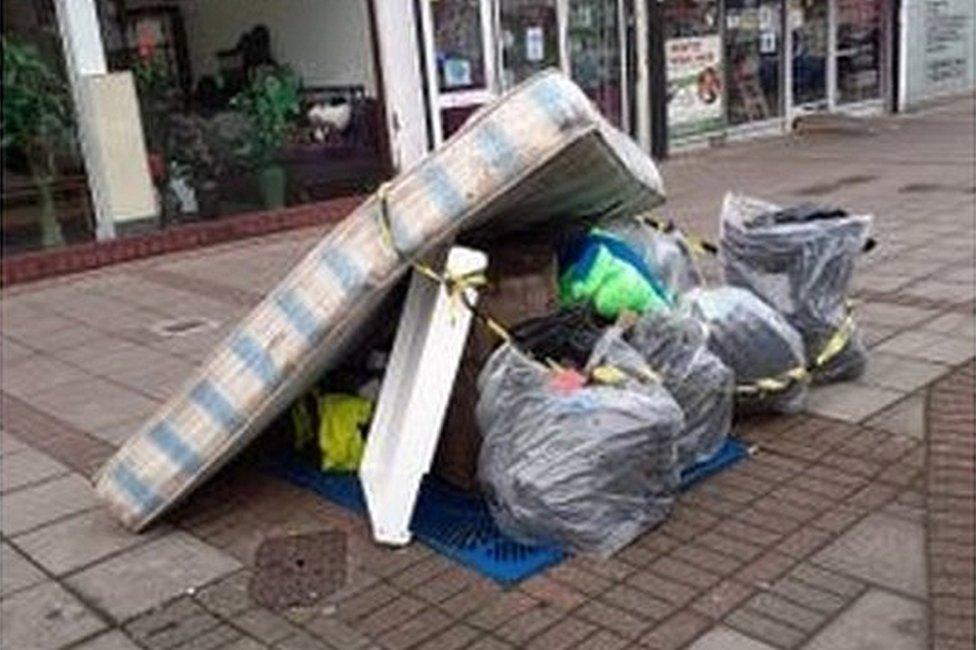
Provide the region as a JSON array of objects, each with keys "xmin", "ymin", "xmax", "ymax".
[
  {"xmin": 557, "ymin": 229, "xmax": 672, "ymax": 319},
  {"xmin": 720, "ymin": 193, "xmax": 872, "ymax": 382},
  {"xmin": 476, "ymin": 341, "xmax": 683, "ymax": 556},
  {"xmin": 683, "ymin": 286, "xmax": 808, "ymax": 414},
  {"xmin": 601, "ymin": 216, "xmax": 705, "ymax": 300},
  {"xmin": 621, "ymin": 311, "xmax": 734, "ymax": 470}
]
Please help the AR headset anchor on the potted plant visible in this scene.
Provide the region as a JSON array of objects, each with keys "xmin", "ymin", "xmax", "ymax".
[
  {"xmin": 1, "ymin": 38, "xmax": 76, "ymax": 247},
  {"xmin": 230, "ymin": 66, "xmax": 300, "ymax": 209},
  {"xmin": 166, "ymin": 114, "xmax": 226, "ymax": 219}
]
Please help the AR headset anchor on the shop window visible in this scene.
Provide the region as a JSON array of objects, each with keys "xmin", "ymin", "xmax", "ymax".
[
  {"xmin": 836, "ymin": 0, "xmax": 882, "ymax": 103},
  {"xmin": 94, "ymin": 0, "xmax": 390, "ymax": 226},
  {"xmin": 725, "ymin": 0, "xmax": 783, "ymax": 125},
  {"xmin": 432, "ymin": 0, "xmax": 489, "ymax": 92},
  {"xmin": 568, "ymin": 0, "xmax": 625, "ymax": 127},
  {"xmin": 499, "ymin": 0, "xmax": 560, "ymax": 89},
  {"xmin": 664, "ymin": 0, "xmax": 726, "ymax": 139},
  {"xmin": 1, "ymin": 0, "xmax": 96, "ymax": 254},
  {"xmin": 790, "ymin": 0, "xmax": 829, "ymax": 106}
]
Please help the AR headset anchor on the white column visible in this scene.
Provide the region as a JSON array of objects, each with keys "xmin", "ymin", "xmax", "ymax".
[
  {"xmin": 54, "ymin": 0, "xmax": 116, "ymax": 240},
  {"xmin": 634, "ymin": 0, "xmax": 652, "ymax": 151},
  {"xmin": 371, "ymin": 0, "xmax": 432, "ymax": 170}
]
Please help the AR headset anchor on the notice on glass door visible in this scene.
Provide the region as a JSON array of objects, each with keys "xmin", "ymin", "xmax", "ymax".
[
  {"xmin": 526, "ymin": 26, "xmax": 545, "ymax": 62},
  {"xmin": 666, "ymin": 35, "xmax": 725, "ymax": 138}
]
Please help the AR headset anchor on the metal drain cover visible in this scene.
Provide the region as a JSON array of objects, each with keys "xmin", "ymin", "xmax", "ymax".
[
  {"xmin": 249, "ymin": 531, "xmax": 347, "ymax": 611},
  {"xmin": 150, "ymin": 317, "xmax": 217, "ymax": 338}
]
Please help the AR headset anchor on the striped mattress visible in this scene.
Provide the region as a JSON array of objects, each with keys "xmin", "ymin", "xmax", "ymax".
[{"xmin": 95, "ymin": 71, "xmax": 666, "ymax": 531}]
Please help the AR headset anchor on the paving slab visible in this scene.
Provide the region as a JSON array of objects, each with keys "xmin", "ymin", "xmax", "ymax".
[
  {"xmin": 858, "ymin": 302, "xmax": 940, "ymax": 329},
  {"xmin": 813, "ymin": 513, "xmax": 926, "ymax": 598},
  {"xmin": 67, "ymin": 531, "xmax": 242, "ymax": 621},
  {"xmin": 857, "ymin": 352, "xmax": 950, "ymax": 393},
  {"xmin": 689, "ymin": 626, "xmax": 777, "ymax": 649},
  {"xmin": 0, "ymin": 473, "xmax": 100, "ymax": 536},
  {"xmin": 0, "ymin": 580, "xmax": 107, "ymax": 650},
  {"xmin": 71, "ymin": 630, "xmax": 142, "ymax": 650},
  {"xmin": 1, "ymin": 541, "xmax": 47, "ymax": 597},
  {"xmin": 13, "ymin": 509, "xmax": 165, "ymax": 576},
  {"xmin": 1, "ymin": 447, "xmax": 70, "ymax": 493},
  {"xmin": 864, "ymin": 393, "xmax": 927, "ymax": 439},
  {"xmin": 802, "ymin": 589, "xmax": 926, "ymax": 650},
  {"xmin": 876, "ymin": 330, "xmax": 976, "ymax": 365},
  {"xmin": 28, "ymin": 376, "xmax": 160, "ymax": 433},
  {"xmin": 805, "ymin": 382, "xmax": 905, "ymax": 423},
  {"xmin": 920, "ymin": 310, "xmax": 976, "ymax": 338}
]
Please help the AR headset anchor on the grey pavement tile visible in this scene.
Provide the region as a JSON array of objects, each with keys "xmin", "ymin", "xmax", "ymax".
[
  {"xmin": 862, "ymin": 323, "xmax": 898, "ymax": 348},
  {"xmin": 812, "ymin": 513, "xmax": 926, "ymax": 598},
  {"xmin": 67, "ymin": 532, "xmax": 242, "ymax": 621},
  {"xmin": 0, "ymin": 580, "xmax": 107, "ymax": 650},
  {"xmin": 1, "ymin": 336, "xmax": 36, "ymax": 364},
  {"xmin": 13, "ymin": 509, "xmax": 165, "ymax": 576},
  {"xmin": 864, "ymin": 393, "xmax": 926, "ymax": 439},
  {"xmin": 875, "ymin": 330, "xmax": 976, "ymax": 365},
  {"xmin": 689, "ymin": 626, "xmax": 776, "ymax": 649},
  {"xmin": 28, "ymin": 377, "xmax": 160, "ymax": 432},
  {"xmin": 71, "ymin": 630, "xmax": 141, "ymax": 650},
  {"xmin": 1, "ymin": 474, "xmax": 100, "ymax": 536},
  {"xmin": 1, "ymin": 447, "xmax": 70, "ymax": 493},
  {"xmin": 87, "ymin": 417, "xmax": 146, "ymax": 448},
  {"xmin": 805, "ymin": 382, "xmax": 905, "ymax": 423},
  {"xmin": 856, "ymin": 352, "xmax": 950, "ymax": 392},
  {"xmin": 901, "ymin": 279, "xmax": 976, "ymax": 304},
  {"xmin": 920, "ymin": 310, "xmax": 976, "ymax": 337},
  {"xmin": 0, "ymin": 354, "xmax": 91, "ymax": 398},
  {"xmin": 857, "ymin": 302, "xmax": 940, "ymax": 328},
  {"xmin": 0, "ymin": 430, "xmax": 29, "ymax": 455},
  {"xmin": 801, "ymin": 589, "xmax": 926, "ymax": 650},
  {"xmin": 1, "ymin": 541, "xmax": 46, "ymax": 597}
]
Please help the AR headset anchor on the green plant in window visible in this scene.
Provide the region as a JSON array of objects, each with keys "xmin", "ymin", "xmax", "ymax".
[
  {"xmin": 1, "ymin": 37, "xmax": 75, "ymax": 247},
  {"xmin": 230, "ymin": 67, "xmax": 300, "ymax": 209}
]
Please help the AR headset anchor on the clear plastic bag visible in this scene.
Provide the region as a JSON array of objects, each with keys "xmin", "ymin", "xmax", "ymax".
[
  {"xmin": 600, "ymin": 216, "xmax": 704, "ymax": 301},
  {"xmin": 720, "ymin": 193, "xmax": 872, "ymax": 382},
  {"xmin": 682, "ymin": 286, "xmax": 808, "ymax": 414},
  {"xmin": 622, "ymin": 311, "xmax": 734, "ymax": 470},
  {"xmin": 476, "ymin": 343, "xmax": 683, "ymax": 557}
]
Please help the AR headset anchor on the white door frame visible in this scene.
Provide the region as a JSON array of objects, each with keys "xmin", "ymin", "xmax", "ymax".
[
  {"xmin": 372, "ymin": 0, "xmax": 433, "ymax": 168},
  {"xmin": 419, "ymin": 0, "xmax": 499, "ymax": 145}
]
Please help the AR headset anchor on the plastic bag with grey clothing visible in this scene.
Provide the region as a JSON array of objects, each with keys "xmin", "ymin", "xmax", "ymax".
[
  {"xmin": 719, "ymin": 193, "xmax": 872, "ymax": 382},
  {"xmin": 476, "ymin": 342, "xmax": 684, "ymax": 557},
  {"xmin": 622, "ymin": 311, "xmax": 734, "ymax": 471},
  {"xmin": 682, "ymin": 286, "xmax": 809, "ymax": 414}
]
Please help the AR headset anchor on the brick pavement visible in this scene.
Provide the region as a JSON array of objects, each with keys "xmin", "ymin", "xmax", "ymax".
[{"xmin": 1, "ymin": 95, "xmax": 973, "ymax": 649}]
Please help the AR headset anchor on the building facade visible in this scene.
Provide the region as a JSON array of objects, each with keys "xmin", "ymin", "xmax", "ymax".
[{"xmin": 1, "ymin": 0, "xmax": 972, "ymax": 255}]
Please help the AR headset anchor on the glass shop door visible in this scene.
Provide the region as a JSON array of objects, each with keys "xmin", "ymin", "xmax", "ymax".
[{"xmin": 420, "ymin": 0, "xmax": 631, "ymax": 143}]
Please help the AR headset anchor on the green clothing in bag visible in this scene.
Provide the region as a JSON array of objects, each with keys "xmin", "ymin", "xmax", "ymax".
[{"xmin": 559, "ymin": 237, "xmax": 671, "ymax": 319}]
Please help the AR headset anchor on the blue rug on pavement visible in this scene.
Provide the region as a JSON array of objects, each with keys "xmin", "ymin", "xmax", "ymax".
[{"xmin": 266, "ymin": 437, "xmax": 748, "ymax": 584}]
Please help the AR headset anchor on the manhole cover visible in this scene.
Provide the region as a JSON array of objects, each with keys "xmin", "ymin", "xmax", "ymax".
[
  {"xmin": 150, "ymin": 317, "xmax": 217, "ymax": 338},
  {"xmin": 249, "ymin": 531, "xmax": 347, "ymax": 611}
]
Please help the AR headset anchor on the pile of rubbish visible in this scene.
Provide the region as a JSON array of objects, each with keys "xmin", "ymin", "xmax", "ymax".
[
  {"xmin": 94, "ymin": 72, "xmax": 873, "ymax": 563},
  {"xmin": 283, "ymin": 191, "xmax": 874, "ymax": 558}
]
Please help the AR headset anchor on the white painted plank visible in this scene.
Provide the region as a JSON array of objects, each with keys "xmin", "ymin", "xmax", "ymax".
[{"xmin": 360, "ymin": 246, "xmax": 488, "ymax": 545}]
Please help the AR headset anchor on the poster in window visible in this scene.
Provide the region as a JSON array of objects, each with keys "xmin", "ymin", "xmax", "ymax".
[
  {"xmin": 526, "ymin": 26, "xmax": 545, "ymax": 62},
  {"xmin": 666, "ymin": 35, "xmax": 725, "ymax": 138}
]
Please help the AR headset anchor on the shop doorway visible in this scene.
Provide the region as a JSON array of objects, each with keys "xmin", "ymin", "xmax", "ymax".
[
  {"xmin": 660, "ymin": 0, "xmax": 887, "ymax": 151},
  {"xmin": 419, "ymin": 0, "xmax": 633, "ymax": 144}
]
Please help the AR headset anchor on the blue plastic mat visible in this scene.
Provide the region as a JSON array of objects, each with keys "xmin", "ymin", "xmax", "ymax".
[{"xmin": 266, "ymin": 438, "xmax": 748, "ymax": 584}]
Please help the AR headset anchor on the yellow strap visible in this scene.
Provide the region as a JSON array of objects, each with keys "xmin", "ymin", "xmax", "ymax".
[{"xmin": 813, "ymin": 312, "xmax": 856, "ymax": 368}]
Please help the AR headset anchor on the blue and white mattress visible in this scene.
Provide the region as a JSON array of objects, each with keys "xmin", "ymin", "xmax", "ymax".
[{"xmin": 94, "ymin": 71, "xmax": 666, "ymax": 531}]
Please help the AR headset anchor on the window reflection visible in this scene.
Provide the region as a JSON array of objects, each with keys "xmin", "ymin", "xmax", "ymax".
[{"xmin": 837, "ymin": 0, "xmax": 882, "ymax": 103}]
